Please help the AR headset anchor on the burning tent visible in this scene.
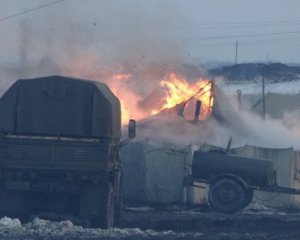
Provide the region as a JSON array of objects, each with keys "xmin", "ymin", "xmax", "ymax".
[
  {"xmin": 133, "ymin": 80, "xmax": 250, "ymax": 147},
  {"xmin": 121, "ymin": 80, "xmax": 248, "ymax": 204},
  {"xmin": 121, "ymin": 77, "xmax": 300, "ymax": 208}
]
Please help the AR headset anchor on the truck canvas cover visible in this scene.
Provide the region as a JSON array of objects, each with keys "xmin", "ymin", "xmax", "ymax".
[{"xmin": 0, "ymin": 76, "xmax": 121, "ymax": 138}]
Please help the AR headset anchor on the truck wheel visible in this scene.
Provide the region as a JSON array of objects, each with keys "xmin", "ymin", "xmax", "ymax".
[
  {"xmin": 104, "ymin": 184, "xmax": 114, "ymax": 229},
  {"xmin": 114, "ymin": 179, "xmax": 122, "ymax": 225},
  {"xmin": 209, "ymin": 178, "xmax": 246, "ymax": 214},
  {"xmin": 81, "ymin": 183, "xmax": 114, "ymax": 229}
]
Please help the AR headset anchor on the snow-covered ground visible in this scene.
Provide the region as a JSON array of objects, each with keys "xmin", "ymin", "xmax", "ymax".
[
  {"xmin": 0, "ymin": 216, "xmax": 203, "ymax": 240},
  {"xmin": 0, "ymin": 205, "xmax": 299, "ymax": 240}
]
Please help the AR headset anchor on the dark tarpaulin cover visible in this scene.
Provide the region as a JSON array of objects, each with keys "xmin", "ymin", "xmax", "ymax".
[{"xmin": 0, "ymin": 76, "xmax": 121, "ymax": 138}]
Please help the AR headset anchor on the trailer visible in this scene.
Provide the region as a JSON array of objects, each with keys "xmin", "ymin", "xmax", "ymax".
[{"xmin": 186, "ymin": 148, "xmax": 300, "ymax": 214}]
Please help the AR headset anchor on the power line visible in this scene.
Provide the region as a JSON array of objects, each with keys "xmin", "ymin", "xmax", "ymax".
[
  {"xmin": 241, "ymin": 39, "xmax": 300, "ymax": 48},
  {"xmin": 182, "ymin": 35, "xmax": 300, "ymax": 46},
  {"xmin": 175, "ymin": 31, "xmax": 300, "ymax": 42},
  {"xmin": 182, "ymin": 36, "xmax": 300, "ymax": 49},
  {"xmin": 242, "ymin": 36, "xmax": 300, "ymax": 44},
  {"xmin": 0, "ymin": 0, "xmax": 65, "ymax": 23},
  {"xmin": 196, "ymin": 30, "xmax": 300, "ymax": 41},
  {"xmin": 148, "ymin": 19, "xmax": 300, "ymax": 30},
  {"xmin": 187, "ymin": 19, "xmax": 300, "ymax": 26},
  {"xmin": 191, "ymin": 19, "xmax": 300, "ymax": 27},
  {"xmin": 186, "ymin": 23, "xmax": 300, "ymax": 31},
  {"xmin": 177, "ymin": 20, "xmax": 300, "ymax": 30},
  {"xmin": 231, "ymin": 36, "xmax": 300, "ymax": 48},
  {"xmin": 235, "ymin": 40, "xmax": 238, "ymax": 64}
]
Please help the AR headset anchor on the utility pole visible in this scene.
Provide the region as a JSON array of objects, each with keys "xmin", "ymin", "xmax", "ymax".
[
  {"xmin": 262, "ymin": 75, "xmax": 266, "ymax": 119},
  {"xmin": 235, "ymin": 40, "xmax": 238, "ymax": 65},
  {"xmin": 237, "ymin": 89, "xmax": 242, "ymax": 111}
]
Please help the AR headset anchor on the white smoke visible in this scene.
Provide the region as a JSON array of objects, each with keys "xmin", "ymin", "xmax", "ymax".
[
  {"xmin": 2, "ymin": 1, "xmax": 300, "ymax": 150},
  {"xmin": 133, "ymin": 86, "xmax": 300, "ymax": 150},
  {"xmin": 0, "ymin": 0, "xmax": 207, "ymax": 108}
]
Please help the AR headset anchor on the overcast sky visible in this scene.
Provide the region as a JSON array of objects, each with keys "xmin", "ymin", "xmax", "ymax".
[{"xmin": 1, "ymin": 0, "xmax": 300, "ymax": 67}]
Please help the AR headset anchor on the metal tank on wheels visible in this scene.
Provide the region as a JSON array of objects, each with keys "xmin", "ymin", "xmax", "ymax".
[{"xmin": 188, "ymin": 150, "xmax": 276, "ymax": 213}]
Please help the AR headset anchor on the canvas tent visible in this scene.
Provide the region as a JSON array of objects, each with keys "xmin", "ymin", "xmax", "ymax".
[
  {"xmin": 121, "ymin": 82, "xmax": 242, "ymax": 204},
  {"xmin": 233, "ymin": 145, "xmax": 300, "ymax": 208},
  {"xmin": 121, "ymin": 81, "xmax": 249, "ymax": 204},
  {"xmin": 122, "ymin": 140, "xmax": 300, "ymax": 208},
  {"xmin": 121, "ymin": 82, "xmax": 300, "ymax": 208},
  {"xmin": 0, "ymin": 76, "xmax": 121, "ymax": 138},
  {"xmin": 121, "ymin": 141, "xmax": 188, "ymax": 203}
]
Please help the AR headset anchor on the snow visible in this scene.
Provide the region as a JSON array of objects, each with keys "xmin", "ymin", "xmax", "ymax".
[
  {"xmin": 0, "ymin": 217, "xmax": 21, "ymax": 228},
  {"xmin": 242, "ymin": 202, "xmax": 287, "ymax": 215},
  {"xmin": 0, "ymin": 206, "xmax": 297, "ymax": 239},
  {"xmin": 125, "ymin": 206, "xmax": 154, "ymax": 212},
  {"xmin": 0, "ymin": 217, "xmax": 203, "ymax": 239}
]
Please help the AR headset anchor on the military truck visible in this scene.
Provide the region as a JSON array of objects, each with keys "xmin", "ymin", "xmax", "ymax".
[
  {"xmin": 0, "ymin": 76, "xmax": 135, "ymax": 228},
  {"xmin": 187, "ymin": 142, "xmax": 300, "ymax": 214}
]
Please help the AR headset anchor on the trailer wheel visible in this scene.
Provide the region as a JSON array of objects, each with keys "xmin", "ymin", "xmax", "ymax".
[
  {"xmin": 209, "ymin": 178, "xmax": 246, "ymax": 214},
  {"xmin": 242, "ymin": 189, "xmax": 253, "ymax": 208}
]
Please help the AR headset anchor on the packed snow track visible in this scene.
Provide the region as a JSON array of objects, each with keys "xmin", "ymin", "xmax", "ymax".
[{"xmin": 0, "ymin": 204, "xmax": 299, "ymax": 240}]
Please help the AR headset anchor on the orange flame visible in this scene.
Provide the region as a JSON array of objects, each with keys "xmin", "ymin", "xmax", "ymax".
[
  {"xmin": 106, "ymin": 74, "xmax": 134, "ymax": 125},
  {"xmin": 151, "ymin": 73, "xmax": 213, "ymax": 120},
  {"xmin": 65, "ymin": 56, "xmax": 213, "ymax": 124},
  {"xmin": 108, "ymin": 73, "xmax": 214, "ymax": 123}
]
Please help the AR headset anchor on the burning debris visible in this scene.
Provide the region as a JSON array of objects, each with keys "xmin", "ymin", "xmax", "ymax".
[
  {"xmin": 150, "ymin": 73, "xmax": 213, "ymax": 121},
  {"xmin": 95, "ymin": 72, "xmax": 214, "ymax": 125}
]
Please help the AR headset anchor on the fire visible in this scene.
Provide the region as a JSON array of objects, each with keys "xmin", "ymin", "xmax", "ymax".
[
  {"xmin": 65, "ymin": 54, "xmax": 214, "ymax": 124},
  {"xmin": 151, "ymin": 73, "xmax": 213, "ymax": 120},
  {"xmin": 111, "ymin": 73, "xmax": 132, "ymax": 81},
  {"xmin": 106, "ymin": 74, "xmax": 134, "ymax": 125},
  {"xmin": 107, "ymin": 73, "xmax": 214, "ymax": 123}
]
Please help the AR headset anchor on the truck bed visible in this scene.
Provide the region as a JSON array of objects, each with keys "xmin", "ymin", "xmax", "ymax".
[{"xmin": 0, "ymin": 134, "xmax": 112, "ymax": 172}]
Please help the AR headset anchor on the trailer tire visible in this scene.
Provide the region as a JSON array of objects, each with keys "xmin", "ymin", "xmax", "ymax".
[
  {"xmin": 242, "ymin": 189, "xmax": 253, "ymax": 208},
  {"xmin": 209, "ymin": 178, "xmax": 246, "ymax": 214}
]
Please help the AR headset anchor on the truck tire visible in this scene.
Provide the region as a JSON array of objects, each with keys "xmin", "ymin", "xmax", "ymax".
[
  {"xmin": 114, "ymin": 181, "xmax": 122, "ymax": 225},
  {"xmin": 104, "ymin": 183, "xmax": 114, "ymax": 229},
  {"xmin": 209, "ymin": 178, "xmax": 246, "ymax": 214},
  {"xmin": 80, "ymin": 183, "xmax": 114, "ymax": 229}
]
